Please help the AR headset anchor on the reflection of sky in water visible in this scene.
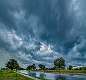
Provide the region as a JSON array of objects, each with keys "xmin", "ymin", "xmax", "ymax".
[
  {"xmin": 36, "ymin": 72, "xmax": 40, "ymax": 78},
  {"xmin": 20, "ymin": 71, "xmax": 86, "ymax": 80}
]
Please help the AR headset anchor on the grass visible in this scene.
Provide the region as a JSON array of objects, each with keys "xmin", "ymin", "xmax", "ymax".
[
  {"xmin": 0, "ymin": 70, "xmax": 34, "ymax": 80},
  {"xmin": 44, "ymin": 70, "xmax": 86, "ymax": 74}
]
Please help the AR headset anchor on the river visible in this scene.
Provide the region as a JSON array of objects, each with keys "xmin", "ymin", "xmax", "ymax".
[{"xmin": 19, "ymin": 70, "xmax": 86, "ymax": 80}]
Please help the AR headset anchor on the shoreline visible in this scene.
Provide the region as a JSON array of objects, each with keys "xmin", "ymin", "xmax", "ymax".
[
  {"xmin": 18, "ymin": 71, "xmax": 40, "ymax": 80},
  {"xmin": 36, "ymin": 70, "xmax": 86, "ymax": 75},
  {"xmin": 19, "ymin": 70, "xmax": 86, "ymax": 80}
]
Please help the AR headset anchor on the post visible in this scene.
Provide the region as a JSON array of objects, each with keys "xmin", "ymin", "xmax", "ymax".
[{"xmin": 16, "ymin": 69, "xmax": 17, "ymax": 80}]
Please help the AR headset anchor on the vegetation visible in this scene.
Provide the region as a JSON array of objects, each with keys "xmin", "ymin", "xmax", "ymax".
[
  {"xmin": 68, "ymin": 65, "xmax": 73, "ymax": 70},
  {"xmin": 26, "ymin": 64, "xmax": 36, "ymax": 70},
  {"xmin": 45, "ymin": 70, "xmax": 86, "ymax": 74},
  {"xmin": 80, "ymin": 67, "xmax": 86, "ymax": 70},
  {"xmin": 0, "ymin": 70, "xmax": 34, "ymax": 80},
  {"xmin": 5, "ymin": 57, "xmax": 86, "ymax": 73},
  {"xmin": 0, "ymin": 57, "xmax": 86, "ymax": 80},
  {"xmin": 54, "ymin": 57, "xmax": 65, "ymax": 69},
  {"xmin": 6, "ymin": 59, "xmax": 20, "ymax": 70},
  {"xmin": 38, "ymin": 64, "xmax": 46, "ymax": 70}
]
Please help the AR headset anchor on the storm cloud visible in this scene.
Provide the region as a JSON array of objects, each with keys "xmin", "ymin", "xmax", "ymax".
[{"xmin": 0, "ymin": 0, "xmax": 86, "ymax": 68}]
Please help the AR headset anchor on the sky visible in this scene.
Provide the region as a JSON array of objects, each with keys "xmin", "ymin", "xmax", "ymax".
[{"xmin": 0, "ymin": 0, "xmax": 86, "ymax": 68}]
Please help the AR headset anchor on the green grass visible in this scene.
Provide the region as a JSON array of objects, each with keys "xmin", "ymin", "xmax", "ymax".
[
  {"xmin": 0, "ymin": 70, "xmax": 34, "ymax": 80},
  {"xmin": 45, "ymin": 70, "xmax": 86, "ymax": 74}
]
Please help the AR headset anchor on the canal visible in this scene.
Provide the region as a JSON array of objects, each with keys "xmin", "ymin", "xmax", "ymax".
[{"xmin": 19, "ymin": 70, "xmax": 86, "ymax": 80}]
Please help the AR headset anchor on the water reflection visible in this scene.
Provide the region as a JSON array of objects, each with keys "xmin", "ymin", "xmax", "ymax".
[
  {"xmin": 28, "ymin": 72, "xmax": 36, "ymax": 78},
  {"xmin": 55, "ymin": 75, "xmax": 66, "ymax": 80},
  {"xmin": 29, "ymin": 72, "xmax": 66, "ymax": 80},
  {"xmin": 20, "ymin": 71, "xmax": 86, "ymax": 80},
  {"xmin": 40, "ymin": 73, "xmax": 46, "ymax": 80}
]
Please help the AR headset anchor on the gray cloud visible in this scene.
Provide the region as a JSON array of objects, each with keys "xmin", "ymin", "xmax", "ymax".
[{"xmin": 0, "ymin": 0, "xmax": 86, "ymax": 67}]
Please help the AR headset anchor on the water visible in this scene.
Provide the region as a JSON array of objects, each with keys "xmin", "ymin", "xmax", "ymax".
[{"xmin": 20, "ymin": 70, "xmax": 86, "ymax": 80}]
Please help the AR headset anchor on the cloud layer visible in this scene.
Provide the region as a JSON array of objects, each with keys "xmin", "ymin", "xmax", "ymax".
[{"xmin": 0, "ymin": 0, "xmax": 86, "ymax": 67}]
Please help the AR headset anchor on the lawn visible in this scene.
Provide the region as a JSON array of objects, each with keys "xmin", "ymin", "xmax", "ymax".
[{"xmin": 0, "ymin": 70, "xmax": 34, "ymax": 80}]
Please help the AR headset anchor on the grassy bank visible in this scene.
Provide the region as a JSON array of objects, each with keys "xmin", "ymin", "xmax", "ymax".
[
  {"xmin": 0, "ymin": 70, "xmax": 34, "ymax": 80},
  {"xmin": 44, "ymin": 70, "xmax": 86, "ymax": 75}
]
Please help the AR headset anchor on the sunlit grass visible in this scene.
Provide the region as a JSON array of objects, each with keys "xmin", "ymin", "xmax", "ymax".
[{"xmin": 0, "ymin": 70, "xmax": 34, "ymax": 80}]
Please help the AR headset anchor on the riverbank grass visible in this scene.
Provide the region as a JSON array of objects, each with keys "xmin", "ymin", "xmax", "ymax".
[
  {"xmin": 44, "ymin": 70, "xmax": 86, "ymax": 74},
  {"xmin": 0, "ymin": 70, "xmax": 34, "ymax": 80}
]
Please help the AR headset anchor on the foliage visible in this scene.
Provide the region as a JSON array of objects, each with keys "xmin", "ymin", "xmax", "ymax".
[
  {"xmin": 81, "ymin": 67, "xmax": 86, "ymax": 70},
  {"xmin": 73, "ymin": 67, "xmax": 86, "ymax": 70},
  {"xmin": 38, "ymin": 64, "xmax": 46, "ymax": 70},
  {"xmin": 54, "ymin": 57, "xmax": 65, "ymax": 69},
  {"xmin": 68, "ymin": 65, "xmax": 73, "ymax": 70},
  {"xmin": 6, "ymin": 59, "xmax": 19, "ymax": 70},
  {"xmin": 18, "ymin": 67, "xmax": 25, "ymax": 70},
  {"xmin": 26, "ymin": 64, "xmax": 36, "ymax": 70}
]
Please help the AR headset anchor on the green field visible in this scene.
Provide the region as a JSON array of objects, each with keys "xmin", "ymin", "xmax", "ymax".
[{"xmin": 0, "ymin": 70, "xmax": 34, "ymax": 80}]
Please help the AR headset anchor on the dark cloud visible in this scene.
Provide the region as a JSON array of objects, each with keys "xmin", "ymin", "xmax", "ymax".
[{"xmin": 0, "ymin": 0, "xmax": 86, "ymax": 67}]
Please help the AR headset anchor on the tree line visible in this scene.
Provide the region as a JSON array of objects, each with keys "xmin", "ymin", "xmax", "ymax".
[{"xmin": 2, "ymin": 57, "xmax": 86, "ymax": 71}]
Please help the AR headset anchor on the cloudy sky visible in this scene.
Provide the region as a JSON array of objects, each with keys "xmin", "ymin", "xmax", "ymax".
[{"xmin": 0, "ymin": 0, "xmax": 86, "ymax": 68}]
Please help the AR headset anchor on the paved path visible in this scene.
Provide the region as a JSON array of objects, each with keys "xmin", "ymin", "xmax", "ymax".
[{"xmin": 18, "ymin": 71, "xmax": 40, "ymax": 80}]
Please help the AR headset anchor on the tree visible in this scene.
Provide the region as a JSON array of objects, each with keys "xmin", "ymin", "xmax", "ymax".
[
  {"xmin": 26, "ymin": 64, "xmax": 36, "ymax": 70},
  {"xmin": 26, "ymin": 65, "xmax": 31, "ymax": 70},
  {"xmin": 32, "ymin": 64, "xmax": 36, "ymax": 70},
  {"xmin": 54, "ymin": 57, "xmax": 65, "ymax": 69},
  {"xmin": 68, "ymin": 65, "xmax": 73, "ymax": 70},
  {"xmin": 38, "ymin": 64, "xmax": 45, "ymax": 70},
  {"xmin": 6, "ymin": 59, "xmax": 19, "ymax": 70}
]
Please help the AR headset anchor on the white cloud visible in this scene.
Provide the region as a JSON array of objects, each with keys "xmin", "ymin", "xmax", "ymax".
[
  {"xmin": 18, "ymin": 51, "xmax": 32, "ymax": 61},
  {"xmin": 39, "ymin": 42, "xmax": 53, "ymax": 56},
  {"xmin": 0, "ymin": 23, "xmax": 23, "ymax": 50}
]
